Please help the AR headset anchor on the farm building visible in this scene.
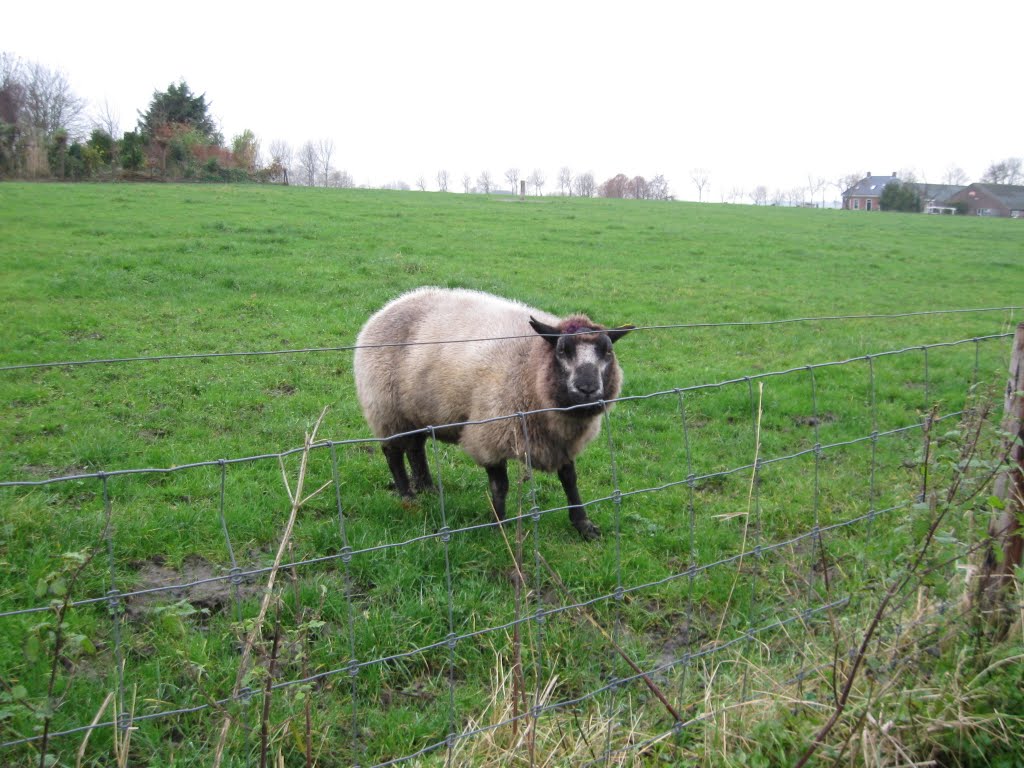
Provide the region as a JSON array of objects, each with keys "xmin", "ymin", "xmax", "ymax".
[
  {"xmin": 842, "ymin": 171, "xmax": 898, "ymax": 210},
  {"xmin": 946, "ymin": 183, "xmax": 1024, "ymax": 218},
  {"xmin": 913, "ymin": 183, "xmax": 966, "ymax": 214}
]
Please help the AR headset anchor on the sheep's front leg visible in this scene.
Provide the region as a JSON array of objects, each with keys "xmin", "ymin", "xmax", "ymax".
[
  {"xmin": 558, "ymin": 462, "xmax": 601, "ymax": 541},
  {"xmin": 486, "ymin": 461, "xmax": 509, "ymax": 523},
  {"xmin": 382, "ymin": 443, "xmax": 413, "ymax": 499}
]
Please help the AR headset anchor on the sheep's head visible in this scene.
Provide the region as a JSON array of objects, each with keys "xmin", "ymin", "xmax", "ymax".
[{"xmin": 530, "ymin": 316, "xmax": 634, "ymax": 415}]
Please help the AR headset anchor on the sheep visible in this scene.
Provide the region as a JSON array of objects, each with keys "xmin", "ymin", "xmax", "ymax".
[{"xmin": 353, "ymin": 287, "xmax": 634, "ymax": 540}]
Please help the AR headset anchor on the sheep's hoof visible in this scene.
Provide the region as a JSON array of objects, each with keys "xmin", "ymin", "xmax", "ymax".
[{"xmin": 574, "ymin": 519, "xmax": 602, "ymax": 541}]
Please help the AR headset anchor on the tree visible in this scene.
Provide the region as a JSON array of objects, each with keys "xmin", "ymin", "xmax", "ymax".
[
  {"xmin": 317, "ymin": 138, "xmax": 334, "ymax": 187},
  {"xmin": 504, "ymin": 167, "xmax": 520, "ymax": 193},
  {"xmin": 267, "ymin": 139, "xmax": 292, "ymax": 183},
  {"xmin": 879, "ymin": 180, "xmax": 921, "ymax": 212},
  {"xmin": 232, "ymin": 129, "xmax": 259, "ymax": 172},
  {"xmin": 690, "ymin": 168, "xmax": 710, "ymax": 202},
  {"xmin": 477, "ymin": 170, "xmax": 492, "ymax": 193},
  {"xmin": 807, "ymin": 175, "xmax": 826, "ymax": 207},
  {"xmin": 297, "ymin": 141, "xmax": 318, "ymax": 186},
  {"xmin": 119, "ymin": 131, "xmax": 144, "ymax": 171},
  {"xmin": 750, "ymin": 185, "xmax": 768, "ymax": 206},
  {"xmin": 573, "ymin": 171, "xmax": 595, "ymax": 197},
  {"xmin": 648, "ymin": 175, "xmax": 670, "ymax": 200},
  {"xmin": 981, "ymin": 158, "xmax": 1023, "ymax": 185},
  {"xmin": 558, "ymin": 166, "xmax": 573, "ymax": 196},
  {"xmin": 328, "ymin": 169, "xmax": 354, "ymax": 188},
  {"xmin": 630, "ymin": 176, "xmax": 650, "ymax": 199},
  {"xmin": 138, "ymin": 81, "xmax": 218, "ymax": 143},
  {"xmin": 22, "ymin": 60, "xmax": 86, "ymax": 139},
  {"xmin": 437, "ymin": 169, "xmax": 449, "ymax": 191},
  {"xmin": 462, "ymin": 174, "xmax": 471, "ymax": 193},
  {"xmin": 528, "ymin": 168, "xmax": 545, "ymax": 196},
  {"xmin": 943, "ymin": 165, "xmax": 968, "ymax": 186},
  {"xmin": 599, "ymin": 173, "xmax": 629, "ymax": 198},
  {"xmin": 416, "ymin": 175, "xmax": 427, "ymax": 191}
]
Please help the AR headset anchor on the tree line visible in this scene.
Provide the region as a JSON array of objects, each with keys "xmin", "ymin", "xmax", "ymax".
[{"xmin": 3, "ymin": 53, "xmax": 1019, "ymax": 204}]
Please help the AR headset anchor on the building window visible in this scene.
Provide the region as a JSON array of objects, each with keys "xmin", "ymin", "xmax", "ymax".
[
  {"xmin": 853, "ymin": 199, "xmax": 860, "ymax": 210},
  {"xmin": 866, "ymin": 200, "xmax": 873, "ymax": 211},
  {"xmin": 977, "ymin": 208, "xmax": 993, "ymax": 216}
]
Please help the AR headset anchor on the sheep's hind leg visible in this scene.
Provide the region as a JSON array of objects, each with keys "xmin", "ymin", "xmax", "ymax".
[
  {"xmin": 382, "ymin": 442, "xmax": 414, "ymax": 498},
  {"xmin": 407, "ymin": 433, "xmax": 436, "ymax": 492},
  {"xmin": 557, "ymin": 462, "xmax": 601, "ymax": 541}
]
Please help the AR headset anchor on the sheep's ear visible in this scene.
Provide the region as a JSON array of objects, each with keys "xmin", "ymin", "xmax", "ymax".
[
  {"xmin": 607, "ymin": 324, "xmax": 636, "ymax": 344},
  {"xmin": 529, "ymin": 316, "xmax": 560, "ymax": 346}
]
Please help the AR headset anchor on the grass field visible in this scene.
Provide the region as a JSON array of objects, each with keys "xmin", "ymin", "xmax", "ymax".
[{"xmin": 1, "ymin": 183, "xmax": 1022, "ymax": 766}]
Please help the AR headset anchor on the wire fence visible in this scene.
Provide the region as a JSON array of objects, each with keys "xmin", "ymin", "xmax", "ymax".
[{"xmin": 0, "ymin": 318, "xmax": 1018, "ymax": 765}]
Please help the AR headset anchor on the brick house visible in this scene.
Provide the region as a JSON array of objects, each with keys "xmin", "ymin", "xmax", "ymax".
[
  {"xmin": 842, "ymin": 172, "xmax": 898, "ymax": 211},
  {"xmin": 946, "ymin": 183, "xmax": 1024, "ymax": 218}
]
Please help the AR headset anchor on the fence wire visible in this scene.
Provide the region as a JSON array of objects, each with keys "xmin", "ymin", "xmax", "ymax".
[{"xmin": 0, "ymin": 329, "xmax": 1014, "ymax": 764}]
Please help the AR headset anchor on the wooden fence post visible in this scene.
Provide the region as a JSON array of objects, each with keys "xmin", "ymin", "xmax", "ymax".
[{"xmin": 981, "ymin": 322, "xmax": 1024, "ymax": 605}]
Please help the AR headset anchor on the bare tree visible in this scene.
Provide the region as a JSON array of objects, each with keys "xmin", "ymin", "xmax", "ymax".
[
  {"xmin": 437, "ymin": 169, "xmax": 449, "ymax": 191},
  {"xmin": 728, "ymin": 186, "xmax": 744, "ymax": 204},
  {"xmin": 631, "ymin": 176, "xmax": 650, "ymax": 199},
  {"xmin": 24, "ymin": 60, "xmax": 86, "ymax": 138},
  {"xmin": 943, "ymin": 165, "xmax": 968, "ymax": 186},
  {"xmin": 297, "ymin": 141, "xmax": 318, "ymax": 186},
  {"xmin": 477, "ymin": 170, "xmax": 493, "ymax": 193},
  {"xmin": 573, "ymin": 171, "xmax": 595, "ymax": 197},
  {"xmin": 807, "ymin": 175, "xmax": 826, "ymax": 207},
  {"xmin": 328, "ymin": 169, "xmax": 354, "ymax": 188},
  {"xmin": 317, "ymin": 138, "xmax": 334, "ymax": 187},
  {"xmin": 268, "ymin": 139, "xmax": 292, "ymax": 168},
  {"xmin": 558, "ymin": 166, "xmax": 573, "ymax": 196},
  {"xmin": 416, "ymin": 175, "xmax": 427, "ymax": 191},
  {"xmin": 749, "ymin": 185, "xmax": 768, "ymax": 206},
  {"xmin": 690, "ymin": 168, "xmax": 710, "ymax": 202},
  {"xmin": 93, "ymin": 98, "xmax": 120, "ymax": 140},
  {"xmin": 266, "ymin": 140, "xmax": 292, "ymax": 184},
  {"xmin": 599, "ymin": 173, "xmax": 629, "ymax": 198},
  {"xmin": 981, "ymin": 158, "xmax": 1023, "ymax": 185},
  {"xmin": 504, "ymin": 168, "xmax": 520, "ymax": 193},
  {"xmin": 770, "ymin": 188, "xmax": 786, "ymax": 206},
  {"xmin": 648, "ymin": 175, "xmax": 671, "ymax": 200},
  {"xmin": 528, "ymin": 168, "xmax": 545, "ymax": 196},
  {"xmin": 833, "ymin": 173, "xmax": 861, "ymax": 207},
  {"xmin": 462, "ymin": 174, "xmax": 472, "ymax": 193}
]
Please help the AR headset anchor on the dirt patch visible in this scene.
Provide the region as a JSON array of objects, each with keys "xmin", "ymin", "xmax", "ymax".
[
  {"xmin": 19, "ymin": 464, "xmax": 91, "ymax": 481},
  {"xmin": 126, "ymin": 555, "xmax": 262, "ymax": 618},
  {"xmin": 267, "ymin": 383, "xmax": 296, "ymax": 396},
  {"xmin": 793, "ymin": 413, "xmax": 837, "ymax": 428}
]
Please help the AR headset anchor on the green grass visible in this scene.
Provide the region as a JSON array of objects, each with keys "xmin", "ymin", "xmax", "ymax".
[{"xmin": 1, "ymin": 183, "xmax": 1022, "ymax": 766}]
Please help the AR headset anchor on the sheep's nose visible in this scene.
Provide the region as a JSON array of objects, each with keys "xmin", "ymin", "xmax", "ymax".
[{"xmin": 574, "ymin": 367, "xmax": 600, "ymax": 396}]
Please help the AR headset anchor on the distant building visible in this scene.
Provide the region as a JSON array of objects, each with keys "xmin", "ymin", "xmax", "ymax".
[
  {"xmin": 913, "ymin": 183, "xmax": 966, "ymax": 214},
  {"xmin": 946, "ymin": 184, "xmax": 1024, "ymax": 218},
  {"xmin": 842, "ymin": 172, "xmax": 898, "ymax": 211}
]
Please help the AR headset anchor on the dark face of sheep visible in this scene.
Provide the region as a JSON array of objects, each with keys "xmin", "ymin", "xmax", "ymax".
[{"xmin": 529, "ymin": 317, "xmax": 634, "ymax": 415}]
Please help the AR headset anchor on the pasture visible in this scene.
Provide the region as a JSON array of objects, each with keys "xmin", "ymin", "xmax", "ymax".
[{"xmin": 1, "ymin": 183, "xmax": 1022, "ymax": 766}]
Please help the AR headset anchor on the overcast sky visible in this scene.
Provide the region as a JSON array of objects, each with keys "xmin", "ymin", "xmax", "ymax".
[{"xmin": 8, "ymin": 1, "xmax": 1022, "ymax": 200}]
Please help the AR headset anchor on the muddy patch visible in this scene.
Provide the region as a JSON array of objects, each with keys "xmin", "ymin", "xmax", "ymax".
[
  {"xmin": 126, "ymin": 555, "xmax": 262, "ymax": 618},
  {"xmin": 793, "ymin": 412, "xmax": 837, "ymax": 428}
]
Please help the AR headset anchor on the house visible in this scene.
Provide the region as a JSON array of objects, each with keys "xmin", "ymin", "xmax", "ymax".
[
  {"xmin": 946, "ymin": 184, "xmax": 1024, "ymax": 218},
  {"xmin": 842, "ymin": 172, "xmax": 898, "ymax": 211}
]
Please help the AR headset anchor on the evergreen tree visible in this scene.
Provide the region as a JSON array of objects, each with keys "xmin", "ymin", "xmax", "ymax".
[{"xmin": 138, "ymin": 81, "xmax": 219, "ymax": 143}]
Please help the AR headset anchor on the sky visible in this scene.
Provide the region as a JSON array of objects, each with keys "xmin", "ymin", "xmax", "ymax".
[{"xmin": 7, "ymin": 0, "xmax": 1022, "ymax": 201}]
